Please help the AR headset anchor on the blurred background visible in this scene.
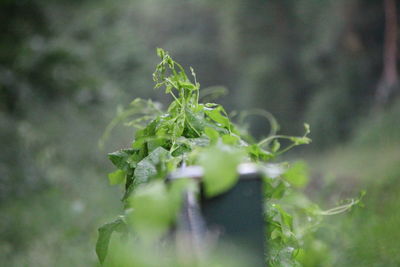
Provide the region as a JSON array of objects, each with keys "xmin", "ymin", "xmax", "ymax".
[{"xmin": 1, "ymin": 0, "xmax": 399, "ymax": 266}]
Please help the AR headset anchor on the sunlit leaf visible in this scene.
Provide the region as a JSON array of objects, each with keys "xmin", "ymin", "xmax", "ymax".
[
  {"xmin": 199, "ymin": 145, "xmax": 245, "ymax": 197},
  {"xmin": 284, "ymin": 161, "xmax": 309, "ymax": 188},
  {"xmin": 108, "ymin": 169, "xmax": 126, "ymax": 185}
]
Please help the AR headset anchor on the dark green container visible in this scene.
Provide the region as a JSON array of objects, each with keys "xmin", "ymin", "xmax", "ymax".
[{"xmin": 169, "ymin": 163, "xmax": 266, "ymax": 266}]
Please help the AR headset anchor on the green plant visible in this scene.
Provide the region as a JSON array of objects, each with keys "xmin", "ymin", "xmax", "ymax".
[{"xmin": 96, "ymin": 49, "xmax": 361, "ymax": 266}]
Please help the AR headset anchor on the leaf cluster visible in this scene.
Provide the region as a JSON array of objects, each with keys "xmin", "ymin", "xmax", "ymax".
[{"xmin": 96, "ymin": 49, "xmax": 359, "ymax": 266}]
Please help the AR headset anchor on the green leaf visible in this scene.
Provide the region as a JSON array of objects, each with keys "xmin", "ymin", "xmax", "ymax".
[
  {"xmin": 284, "ymin": 161, "xmax": 309, "ymax": 188},
  {"xmin": 96, "ymin": 218, "xmax": 126, "ymax": 264},
  {"xmin": 156, "ymin": 47, "xmax": 165, "ymax": 58},
  {"xmin": 179, "ymin": 81, "xmax": 196, "ymax": 90},
  {"xmin": 147, "ymin": 137, "xmax": 168, "ymax": 153},
  {"xmin": 271, "ymin": 181, "xmax": 287, "ymax": 199},
  {"xmin": 108, "ymin": 149, "xmax": 137, "ymax": 170},
  {"xmin": 172, "ymin": 115, "xmax": 185, "ymax": 138},
  {"xmin": 171, "ymin": 143, "xmax": 191, "ymax": 157},
  {"xmin": 168, "ymin": 179, "xmax": 195, "ymax": 214},
  {"xmin": 289, "ymin": 136, "xmax": 312, "ymax": 145},
  {"xmin": 185, "ymin": 109, "xmax": 205, "ymax": 136},
  {"xmin": 289, "ymin": 124, "xmax": 312, "ymax": 146},
  {"xmin": 221, "ymin": 134, "xmax": 239, "ymax": 145},
  {"xmin": 133, "ymin": 147, "xmax": 170, "ymax": 186},
  {"xmin": 198, "ymin": 145, "xmax": 245, "ymax": 197},
  {"xmin": 108, "ymin": 169, "xmax": 126, "ymax": 185},
  {"xmin": 128, "ymin": 180, "xmax": 193, "ymax": 242},
  {"xmin": 128, "ymin": 181, "xmax": 175, "ymax": 241},
  {"xmin": 204, "ymin": 127, "xmax": 219, "ymax": 145},
  {"xmin": 187, "ymin": 136, "xmax": 210, "ymax": 147},
  {"xmin": 275, "ymin": 204, "xmax": 293, "ymax": 231},
  {"xmin": 246, "ymin": 144, "xmax": 273, "ymax": 161},
  {"xmin": 204, "ymin": 106, "xmax": 231, "ymax": 129}
]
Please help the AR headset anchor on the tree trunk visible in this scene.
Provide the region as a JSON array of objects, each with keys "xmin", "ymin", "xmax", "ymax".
[{"xmin": 375, "ymin": 0, "xmax": 398, "ymax": 106}]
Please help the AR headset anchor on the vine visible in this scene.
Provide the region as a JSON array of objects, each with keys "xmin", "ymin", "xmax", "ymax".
[{"xmin": 96, "ymin": 49, "xmax": 362, "ymax": 266}]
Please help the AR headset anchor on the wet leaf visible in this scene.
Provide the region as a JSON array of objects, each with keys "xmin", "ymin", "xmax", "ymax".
[{"xmin": 96, "ymin": 217, "xmax": 126, "ymax": 264}]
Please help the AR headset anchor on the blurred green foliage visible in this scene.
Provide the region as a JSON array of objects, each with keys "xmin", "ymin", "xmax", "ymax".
[
  {"xmin": 0, "ymin": 0, "xmax": 399, "ymax": 266},
  {"xmin": 305, "ymin": 110, "xmax": 400, "ymax": 265}
]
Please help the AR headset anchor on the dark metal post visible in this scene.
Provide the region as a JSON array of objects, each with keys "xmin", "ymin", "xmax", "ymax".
[
  {"xmin": 201, "ymin": 164, "xmax": 266, "ymax": 266},
  {"xmin": 168, "ymin": 163, "xmax": 266, "ymax": 266}
]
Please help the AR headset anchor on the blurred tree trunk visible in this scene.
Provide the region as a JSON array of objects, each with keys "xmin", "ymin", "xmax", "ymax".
[{"xmin": 375, "ymin": 0, "xmax": 398, "ymax": 106}]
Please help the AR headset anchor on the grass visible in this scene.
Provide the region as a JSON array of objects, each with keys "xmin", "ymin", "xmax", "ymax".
[{"xmin": 303, "ymin": 104, "xmax": 400, "ymax": 266}]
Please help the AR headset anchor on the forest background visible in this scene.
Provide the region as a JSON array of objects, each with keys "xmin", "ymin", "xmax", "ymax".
[{"xmin": 1, "ymin": 0, "xmax": 400, "ymax": 266}]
